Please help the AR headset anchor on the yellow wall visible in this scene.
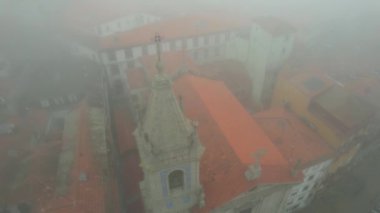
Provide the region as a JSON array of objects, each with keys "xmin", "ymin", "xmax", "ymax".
[
  {"xmin": 328, "ymin": 144, "xmax": 360, "ymax": 174},
  {"xmin": 272, "ymin": 77, "xmax": 342, "ymax": 148},
  {"xmin": 271, "ymin": 75, "xmax": 357, "ymax": 173}
]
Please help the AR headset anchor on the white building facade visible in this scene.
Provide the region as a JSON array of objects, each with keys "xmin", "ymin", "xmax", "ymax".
[
  {"xmin": 225, "ymin": 24, "xmax": 295, "ymax": 109},
  {"xmin": 91, "ymin": 13, "xmax": 161, "ymax": 37},
  {"xmin": 101, "ymin": 30, "xmax": 237, "ymax": 87},
  {"xmin": 283, "ymin": 159, "xmax": 332, "ymax": 213}
]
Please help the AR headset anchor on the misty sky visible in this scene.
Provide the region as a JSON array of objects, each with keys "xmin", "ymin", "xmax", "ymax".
[{"xmin": 1, "ymin": 0, "xmax": 379, "ymax": 26}]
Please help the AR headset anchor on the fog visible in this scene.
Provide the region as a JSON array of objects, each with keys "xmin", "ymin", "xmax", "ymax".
[{"xmin": 1, "ymin": 0, "xmax": 380, "ymax": 213}]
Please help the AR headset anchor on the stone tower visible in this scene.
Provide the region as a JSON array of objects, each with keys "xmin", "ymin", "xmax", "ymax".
[{"xmin": 134, "ymin": 34, "xmax": 204, "ymax": 213}]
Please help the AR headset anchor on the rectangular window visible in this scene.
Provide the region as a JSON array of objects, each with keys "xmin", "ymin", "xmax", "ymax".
[
  {"xmin": 215, "ymin": 34, "xmax": 220, "ymax": 44},
  {"xmin": 125, "ymin": 48, "xmax": 133, "ymax": 59},
  {"xmin": 110, "ymin": 64, "xmax": 119, "ymax": 75},
  {"xmin": 142, "ymin": 45, "xmax": 148, "ymax": 55},
  {"xmin": 204, "ymin": 49, "xmax": 209, "ymax": 58},
  {"xmin": 214, "ymin": 46, "xmax": 220, "ymax": 56},
  {"xmin": 169, "ymin": 40, "xmax": 176, "ymax": 51},
  {"xmin": 193, "ymin": 37, "xmax": 199, "ymax": 47},
  {"xmin": 192, "ymin": 50, "xmax": 198, "ymax": 60},
  {"xmin": 204, "ymin": 36, "xmax": 209, "ymax": 45},
  {"xmin": 226, "ymin": 32, "xmax": 231, "ymax": 40}
]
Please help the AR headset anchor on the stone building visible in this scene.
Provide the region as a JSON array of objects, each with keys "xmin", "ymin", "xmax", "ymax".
[
  {"xmin": 134, "ymin": 65, "xmax": 205, "ymax": 212},
  {"xmin": 131, "ymin": 51, "xmax": 304, "ymax": 212}
]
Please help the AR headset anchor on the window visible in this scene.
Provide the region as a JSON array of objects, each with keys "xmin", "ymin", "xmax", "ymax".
[
  {"xmin": 214, "ymin": 46, "xmax": 220, "ymax": 56},
  {"xmin": 136, "ymin": 15, "xmax": 143, "ymax": 25},
  {"xmin": 181, "ymin": 39, "xmax": 186, "ymax": 49},
  {"xmin": 169, "ymin": 40, "xmax": 176, "ymax": 51},
  {"xmin": 168, "ymin": 170, "xmax": 184, "ymax": 192},
  {"xmin": 193, "ymin": 37, "xmax": 199, "ymax": 47},
  {"xmin": 107, "ymin": 51, "xmax": 116, "ymax": 61},
  {"xmin": 125, "ymin": 48, "xmax": 133, "ymax": 59},
  {"xmin": 204, "ymin": 49, "xmax": 209, "ymax": 58},
  {"xmin": 226, "ymin": 32, "xmax": 231, "ymax": 40},
  {"xmin": 142, "ymin": 45, "xmax": 148, "ymax": 55},
  {"xmin": 204, "ymin": 36, "xmax": 209, "ymax": 45},
  {"xmin": 192, "ymin": 50, "xmax": 199, "ymax": 60},
  {"xmin": 215, "ymin": 34, "xmax": 220, "ymax": 44},
  {"xmin": 110, "ymin": 64, "xmax": 119, "ymax": 75}
]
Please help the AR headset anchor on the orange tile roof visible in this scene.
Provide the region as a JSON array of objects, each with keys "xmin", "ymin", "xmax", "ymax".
[
  {"xmin": 174, "ymin": 75, "xmax": 299, "ymax": 212},
  {"xmin": 255, "ymin": 108, "xmax": 332, "ymax": 168},
  {"xmin": 37, "ymin": 103, "xmax": 109, "ymax": 213},
  {"xmin": 100, "ymin": 14, "xmax": 249, "ymax": 49}
]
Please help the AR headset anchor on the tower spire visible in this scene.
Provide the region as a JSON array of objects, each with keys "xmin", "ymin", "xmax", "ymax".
[{"xmin": 154, "ymin": 33, "xmax": 163, "ymax": 74}]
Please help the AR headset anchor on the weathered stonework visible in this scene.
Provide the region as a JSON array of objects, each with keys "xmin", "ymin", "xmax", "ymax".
[{"xmin": 134, "ymin": 73, "xmax": 204, "ymax": 213}]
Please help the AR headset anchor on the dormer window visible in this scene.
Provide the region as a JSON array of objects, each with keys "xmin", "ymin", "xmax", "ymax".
[{"xmin": 168, "ymin": 170, "xmax": 184, "ymax": 193}]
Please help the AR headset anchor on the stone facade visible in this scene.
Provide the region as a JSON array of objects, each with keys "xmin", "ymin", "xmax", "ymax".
[{"xmin": 134, "ymin": 72, "xmax": 204, "ymax": 213}]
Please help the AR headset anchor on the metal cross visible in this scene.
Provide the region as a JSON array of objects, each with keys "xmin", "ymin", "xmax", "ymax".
[{"xmin": 154, "ymin": 33, "xmax": 162, "ymax": 62}]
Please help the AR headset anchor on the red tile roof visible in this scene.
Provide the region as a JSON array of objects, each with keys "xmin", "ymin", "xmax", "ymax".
[
  {"xmin": 173, "ymin": 75, "xmax": 299, "ymax": 212},
  {"xmin": 101, "ymin": 14, "xmax": 249, "ymax": 49},
  {"xmin": 37, "ymin": 103, "xmax": 110, "ymax": 213},
  {"xmin": 255, "ymin": 108, "xmax": 332, "ymax": 168}
]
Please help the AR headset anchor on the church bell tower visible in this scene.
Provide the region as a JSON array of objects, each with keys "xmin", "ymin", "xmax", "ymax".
[{"xmin": 134, "ymin": 33, "xmax": 204, "ymax": 213}]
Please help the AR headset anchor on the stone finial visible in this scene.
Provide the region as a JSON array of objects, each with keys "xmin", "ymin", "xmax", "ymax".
[{"xmin": 245, "ymin": 149, "xmax": 267, "ymax": 181}]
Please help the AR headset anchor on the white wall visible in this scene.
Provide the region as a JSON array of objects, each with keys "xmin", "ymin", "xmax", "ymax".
[
  {"xmin": 284, "ymin": 160, "xmax": 332, "ymax": 213},
  {"xmin": 225, "ymin": 24, "xmax": 295, "ymax": 108},
  {"xmin": 93, "ymin": 13, "xmax": 161, "ymax": 37},
  {"xmin": 101, "ymin": 30, "xmax": 236, "ymax": 91},
  {"xmin": 70, "ymin": 43, "xmax": 99, "ymax": 62}
]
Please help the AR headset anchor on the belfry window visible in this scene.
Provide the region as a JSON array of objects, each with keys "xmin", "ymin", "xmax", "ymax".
[{"xmin": 168, "ymin": 170, "xmax": 184, "ymax": 192}]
